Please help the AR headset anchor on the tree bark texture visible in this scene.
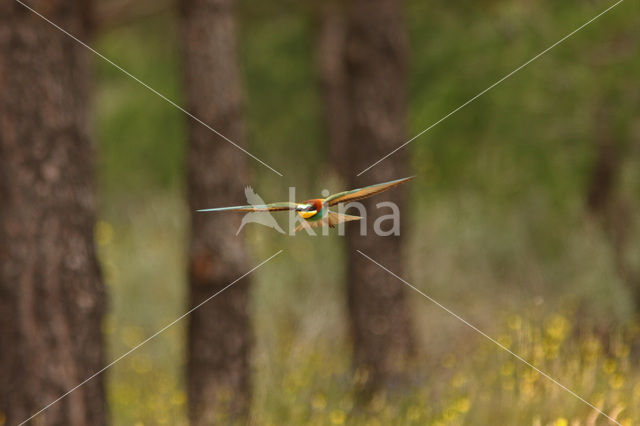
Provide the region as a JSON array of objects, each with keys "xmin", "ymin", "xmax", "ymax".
[
  {"xmin": 0, "ymin": 1, "xmax": 106, "ymax": 425},
  {"xmin": 586, "ymin": 102, "xmax": 640, "ymax": 311},
  {"xmin": 318, "ymin": 0, "xmax": 416, "ymax": 400},
  {"xmin": 179, "ymin": 0, "xmax": 252, "ymax": 423},
  {"xmin": 315, "ymin": 0, "xmax": 350, "ymax": 177}
]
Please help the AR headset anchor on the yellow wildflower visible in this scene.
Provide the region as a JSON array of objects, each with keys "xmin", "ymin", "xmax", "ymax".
[
  {"xmin": 455, "ymin": 397, "xmax": 471, "ymax": 413},
  {"xmin": 330, "ymin": 410, "xmax": 346, "ymax": 425},
  {"xmin": 311, "ymin": 393, "xmax": 327, "ymax": 410},
  {"xmin": 507, "ymin": 315, "xmax": 522, "ymax": 331},
  {"xmin": 497, "ymin": 334, "xmax": 512, "ymax": 349},
  {"xmin": 501, "ymin": 362, "xmax": 515, "ymax": 376},
  {"xmin": 546, "ymin": 315, "xmax": 569, "ymax": 341},
  {"xmin": 406, "ymin": 405, "xmax": 421, "ymax": 420},
  {"xmin": 609, "ymin": 373, "xmax": 625, "ymax": 390},
  {"xmin": 602, "ymin": 359, "xmax": 617, "ymax": 374}
]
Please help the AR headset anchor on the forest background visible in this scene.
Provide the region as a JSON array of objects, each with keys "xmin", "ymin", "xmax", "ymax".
[{"xmin": 1, "ymin": 0, "xmax": 639, "ymax": 425}]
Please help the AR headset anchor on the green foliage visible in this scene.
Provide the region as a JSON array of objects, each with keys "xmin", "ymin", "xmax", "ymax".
[
  {"xmin": 240, "ymin": 2, "xmax": 325, "ymax": 193},
  {"xmin": 95, "ymin": 12, "xmax": 186, "ymax": 197},
  {"xmin": 408, "ymin": 0, "xmax": 639, "ymax": 205}
]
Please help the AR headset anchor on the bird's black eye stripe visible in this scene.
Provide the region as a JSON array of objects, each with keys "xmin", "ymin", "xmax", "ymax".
[{"xmin": 305, "ymin": 205, "xmax": 316, "ymax": 212}]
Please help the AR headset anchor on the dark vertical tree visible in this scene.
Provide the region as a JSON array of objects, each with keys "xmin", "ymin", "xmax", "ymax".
[
  {"xmin": 0, "ymin": 2, "xmax": 106, "ymax": 425},
  {"xmin": 179, "ymin": 0, "xmax": 253, "ymax": 423},
  {"xmin": 315, "ymin": 0, "xmax": 349, "ymax": 177},
  {"xmin": 585, "ymin": 31, "xmax": 640, "ymax": 314},
  {"xmin": 586, "ymin": 100, "xmax": 640, "ymax": 311},
  {"xmin": 317, "ymin": 0, "xmax": 415, "ymax": 400}
]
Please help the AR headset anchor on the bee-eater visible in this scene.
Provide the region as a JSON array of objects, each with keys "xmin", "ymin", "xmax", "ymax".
[{"xmin": 197, "ymin": 176, "xmax": 414, "ymax": 232}]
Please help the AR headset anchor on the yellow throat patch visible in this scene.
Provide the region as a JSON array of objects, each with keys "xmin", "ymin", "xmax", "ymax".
[{"xmin": 298, "ymin": 210, "xmax": 317, "ymax": 219}]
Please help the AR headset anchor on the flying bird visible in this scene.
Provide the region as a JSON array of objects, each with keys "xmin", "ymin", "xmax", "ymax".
[{"xmin": 197, "ymin": 176, "xmax": 414, "ymax": 232}]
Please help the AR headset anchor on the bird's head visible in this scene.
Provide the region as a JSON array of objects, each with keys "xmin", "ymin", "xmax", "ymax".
[{"xmin": 296, "ymin": 201, "xmax": 318, "ymax": 219}]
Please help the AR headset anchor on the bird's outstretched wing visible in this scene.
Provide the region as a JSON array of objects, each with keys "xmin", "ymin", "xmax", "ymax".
[
  {"xmin": 324, "ymin": 176, "xmax": 414, "ymax": 207},
  {"xmin": 197, "ymin": 202, "xmax": 299, "ymax": 213}
]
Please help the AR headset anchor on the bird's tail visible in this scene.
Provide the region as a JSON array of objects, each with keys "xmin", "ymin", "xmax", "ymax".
[
  {"xmin": 294, "ymin": 211, "xmax": 361, "ymax": 232},
  {"xmin": 327, "ymin": 211, "xmax": 361, "ymax": 228}
]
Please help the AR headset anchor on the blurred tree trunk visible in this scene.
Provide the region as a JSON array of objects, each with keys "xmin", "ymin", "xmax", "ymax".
[
  {"xmin": 586, "ymin": 102, "xmax": 640, "ymax": 311},
  {"xmin": 317, "ymin": 0, "xmax": 415, "ymax": 401},
  {"xmin": 179, "ymin": 0, "xmax": 253, "ymax": 423},
  {"xmin": 586, "ymin": 106, "xmax": 619, "ymax": 216},
  {"xmin": 0, "ymin": 2, "xmax": 106, "ymax": 425},
  {"xmin": 315, "ymin": 0, "xmax": 349, "ymax": 177}
]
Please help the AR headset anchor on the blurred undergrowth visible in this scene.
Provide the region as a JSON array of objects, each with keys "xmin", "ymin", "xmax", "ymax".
[{"xmin": 94, "ymin": 0, "xmax": 639, "ymax": 424}]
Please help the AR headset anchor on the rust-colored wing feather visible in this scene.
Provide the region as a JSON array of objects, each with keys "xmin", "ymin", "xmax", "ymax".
[{"xmin": 324, "ymin": 176, "xmax": 414, "ymax": 206}]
